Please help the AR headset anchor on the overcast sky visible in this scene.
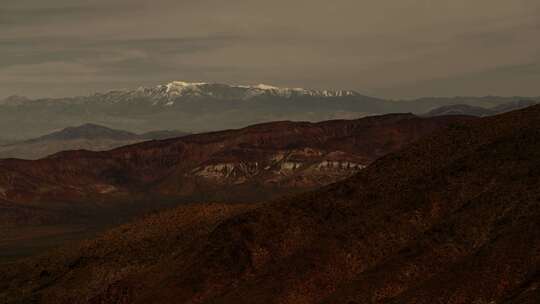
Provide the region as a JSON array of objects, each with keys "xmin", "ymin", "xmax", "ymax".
[{"xmin": 1, "ymin": 0, "xmax": 540, "ymax": 99}]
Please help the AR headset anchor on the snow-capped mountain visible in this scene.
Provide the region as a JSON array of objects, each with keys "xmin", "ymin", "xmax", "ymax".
[
  {"xmin": 0, "ymin": 95, "xmax": 32, "ymax": 106},
  {"xmin": 0, "ymin": 81, "xmax": 536, "ymax": 140},
  {"xmin": 91, "ymin": 81, "xmax": 361, "ymax": 106}
]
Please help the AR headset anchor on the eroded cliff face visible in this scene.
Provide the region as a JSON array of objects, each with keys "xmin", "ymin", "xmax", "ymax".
[{"xmin": 192, "ymin": 148, "xmax": 367, "ymax": 186}]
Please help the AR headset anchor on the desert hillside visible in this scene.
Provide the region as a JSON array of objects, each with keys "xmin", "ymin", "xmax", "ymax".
[{"xmin": 1, "ymin": 106, "xmax": 538, "ymax": 303}]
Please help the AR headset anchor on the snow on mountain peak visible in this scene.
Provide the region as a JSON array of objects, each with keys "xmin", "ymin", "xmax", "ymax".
[
  {"xmin": 93, "ymin": 81, "xmax": 360, "ymax": 106},
  {"xmin": 253, "ymin": 84, "xmax": 280, "ymax": 90},
  {"xmin": 1, "ymin": 95, "xmax": 32, "ymax": 105},
  {"xmin": 165, "ymin": 81, "xmax": 208, "ymax": 95},
  {"xmin": 160, "ymin": 81, "xmax": 358, "ymax": 98},
  {"xmin": 166, "ymin": 81, "xmax": 208, "ymax": 89},
  {"xmin": 246, "ymin": 84, "xmax": 302, "ymax": 92}
]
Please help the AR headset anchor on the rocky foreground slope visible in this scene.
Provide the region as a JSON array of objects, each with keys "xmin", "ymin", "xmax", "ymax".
[
  {"xmin": 0, "ymin": 113, "xmax": 470, "ymax": 225},
  {"xmin": 1, "ymin": 106, "xmax": 538, "ymax": 303}
]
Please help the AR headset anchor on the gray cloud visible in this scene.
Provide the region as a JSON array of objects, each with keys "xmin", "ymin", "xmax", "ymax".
[
  {"xmin": 0, "ymin": 6, "xmax": 105, "ymax": 25},
  {"xmin": 0, "ymin": 34, "xmax": 238, "ymax": 69},
  {"xmin": 373, "ymin": 62, "xmax": 540, "ymax": 99},
  {"xmin": 1, "ymin": 0, "xmax": 540, "ymax": 98},
  {"xmin": 0, "ymin": 1, "xmax": 144, "ymax": 28}
]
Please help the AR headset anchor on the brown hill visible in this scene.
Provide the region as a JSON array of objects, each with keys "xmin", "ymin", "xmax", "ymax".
[
  {"xmin": 0, "ymin": 123, "xmax": 189, "ymax": 160},
  {"xmin": 1, "ymin": 106, "xmax": 538, "ymax": 303},
  {"xmin": 0, "ymin": 114, "xmax": 471, "ymax": 225}
]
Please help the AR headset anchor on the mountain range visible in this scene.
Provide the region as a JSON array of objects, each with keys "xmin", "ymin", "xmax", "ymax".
[
  {"xmin": 1, "ymin": 105, "xmax": 538, "ymax": 304},
  {"xmin": 425, "ymin": 99, "xmax": 539, "ymax": 117},
  {"xmin": 1, "ymin": 81, "xmax": 537, "ymax": 140},
  {"xmin": 0, "ymin": 113, "xmax": 472, "ymax": 263},
  {"xmin": 0, "ymin": 124, "xmax": 189, "ymax": 160},
  {"xmin": 0, "ymin": 138, "xmax": 14, "ymax": 146},
  {"xmin": 0, "ymin": 113, "xmax": 471, "ymax": 223}
]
